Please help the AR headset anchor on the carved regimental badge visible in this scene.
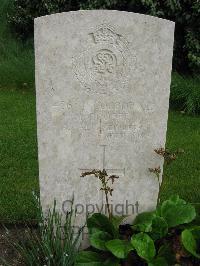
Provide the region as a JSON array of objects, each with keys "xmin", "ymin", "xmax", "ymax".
[{"xmin": 72, "ymin": 24, "xmax": 136, "ymax": 94}]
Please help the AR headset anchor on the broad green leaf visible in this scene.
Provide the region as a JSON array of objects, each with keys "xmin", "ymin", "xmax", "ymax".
[
  {"xmin": 87, "ymin": 213, "xmax": 115, "ymax": 236},
  {"xmin": 131, "ymin": 233, "xmax": 156, "ymax": 261},
  {"xmin": 161, "ymin": 195, "xmax": 196, "ymax": 227},
  {"xmin": 181, "ymin": 229, "xmax": 200, "ymax": 259},
  {"xmin": 148, "ymin": 256, "xmax": 168, "ymax": 266},
  {"xmin": 75, "ymin": 251, "xmax": 103, "ymax": 266},
  {"xmin": 132, "ymin": 211, "xmax": 156, "ymax": 232},
  {"xmin": 105, "ymin": 239, "xmax": 133, "ymax": 259},
  {"xmin": 151, "ymin": 216, "xmax": 168, "ymax": 240},
  {"xmin": 90, "ymin": 230, "xmax": 112, "ymax": 251}
]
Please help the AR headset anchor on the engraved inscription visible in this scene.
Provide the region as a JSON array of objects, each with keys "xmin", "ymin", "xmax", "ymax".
[{"xmin": 51, "ymin": 99, "xmax": 149, "ymax": 142}]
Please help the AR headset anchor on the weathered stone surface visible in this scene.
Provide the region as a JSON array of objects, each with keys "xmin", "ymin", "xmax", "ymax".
[{"xmin": 35, "ymin": 10, "xmax": 174, "ymax": 225}]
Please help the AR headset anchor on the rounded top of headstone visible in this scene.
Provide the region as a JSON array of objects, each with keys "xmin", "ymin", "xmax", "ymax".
[{"xmin": 34, "ymin": 10, "xmax": 175, "ymax": 27}]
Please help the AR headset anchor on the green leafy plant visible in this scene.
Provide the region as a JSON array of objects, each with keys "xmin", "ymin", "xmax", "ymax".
[
  {"xmin": 130, "ymin": 195, "xmax": 197, "ymax": 265},
  {"xmin": 159, "ymin": 195, "xmax": 196, "ymax": 227},
  {"xmin": 181, "ymin": 226, "xmax": 200, "ymax": 259},
  {"xmin": 133, "ymin": 195, "xmax": 196, "ymax": 233},
  {"xmin": 76, "ymin": 194, "xmax": 198, "ymax": 265},
  {"xmin": 106, "ymin": 239, "xmax": 133, "ymax": 259},
  {"xmin": 131, "ymin": 233, "xmax": 156, "ymax": 262},
  {"xmin": 76, "ymin": 212, "xmax": 129, "ymax": 265},
  {"xmin": 2, "ymin": 200, "xmax": 83, "ymax": 266}
]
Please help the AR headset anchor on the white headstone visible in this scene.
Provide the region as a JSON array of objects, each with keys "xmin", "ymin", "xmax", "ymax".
[{"xmin": 35, "ymin": 10, "xmax": 174, "ymax": 225}]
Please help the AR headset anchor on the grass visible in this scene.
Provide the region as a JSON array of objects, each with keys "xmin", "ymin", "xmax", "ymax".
[
  {"xmin": 0, "ymin": 88, "xmax": 200, "ymax": 223},
  {"xmin": 0, "ymin": 88, "xmax": 39, "ymax": 223},
  {"xmin": 162, "ymin": 112, "xmax": 200, "ymax": 204},
  {"xmin": 0, "ymin": 0, "xmax": 34, "ymax": 89}
]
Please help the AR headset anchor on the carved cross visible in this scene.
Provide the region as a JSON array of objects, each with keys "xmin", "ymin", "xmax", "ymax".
[{"xmin": 79, "ymin": 145, "xmax": 125, "ymax": 176}]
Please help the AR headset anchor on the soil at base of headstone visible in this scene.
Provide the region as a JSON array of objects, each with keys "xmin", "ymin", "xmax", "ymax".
[{"xmin": 0, "ymin": 225, "xmax": 29, "ymax": 266}]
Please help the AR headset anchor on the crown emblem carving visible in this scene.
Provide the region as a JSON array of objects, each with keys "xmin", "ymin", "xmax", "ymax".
[{"xmin": 92, "ymin": 24, "xmax": 119, "ymax": 44}]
